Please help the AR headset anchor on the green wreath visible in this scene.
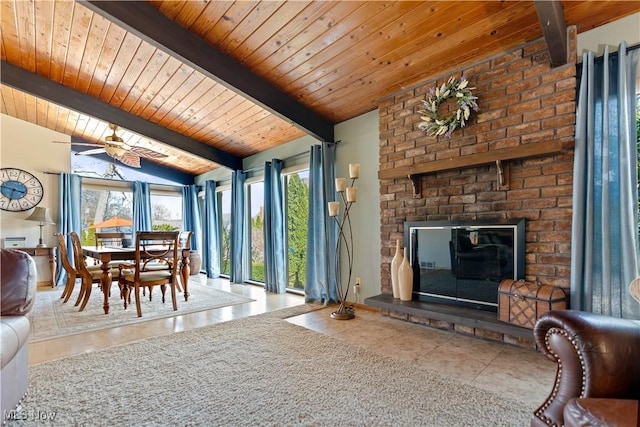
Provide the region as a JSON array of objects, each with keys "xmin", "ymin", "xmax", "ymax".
[{"xmin": 418, "ymin": 75, "xmax": 478, "ymax": 138}]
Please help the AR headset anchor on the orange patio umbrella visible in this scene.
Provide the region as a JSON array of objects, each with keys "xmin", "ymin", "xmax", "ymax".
[{"xmin": 88, "ymin": 217, "xmax": 133, "ymax": 230}]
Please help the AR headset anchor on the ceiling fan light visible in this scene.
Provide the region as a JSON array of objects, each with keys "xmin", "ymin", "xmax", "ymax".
[
  {"xmin": 105, "ymin": 135, "xmax": 124, "ymax": 143},
  {"xmin": 105, "ymin": 145, "xmax": 128, "ymax": 158}
]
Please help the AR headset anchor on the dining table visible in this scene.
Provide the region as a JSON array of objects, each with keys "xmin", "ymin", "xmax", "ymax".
[{"xmin": 82, "ymin": 246, "xmax": 191, "ymax": 314}]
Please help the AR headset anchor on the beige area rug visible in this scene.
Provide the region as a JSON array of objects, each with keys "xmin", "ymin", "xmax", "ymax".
[
  {"xmin": 29, "ymin": 276, "xmax": 254, "ymax": 342},
  {"xmin": 14, "ymin": 305, "xmax": 534, "ymax": 426}
]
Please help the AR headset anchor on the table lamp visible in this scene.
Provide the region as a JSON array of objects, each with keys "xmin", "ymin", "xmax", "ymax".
[{"xmin": 25, "ymin": 207, "xmax": 55, "ymax": 247}]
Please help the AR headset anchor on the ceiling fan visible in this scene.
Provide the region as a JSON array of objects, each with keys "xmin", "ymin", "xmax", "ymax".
[{"xmin": 53, "ymin": 124, "xmax": 168, "ymax": 168}]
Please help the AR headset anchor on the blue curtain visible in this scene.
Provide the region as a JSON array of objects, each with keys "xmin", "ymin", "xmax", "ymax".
[
  {"xmin": 264, "ymin": 159, "xmax": 286, "ymax": 293},
  {"xmin": 55, "ymin": 173, "xmax": 82, "ymax": 286},
  {"xmin": 132, "ymin": 181, "xmax": 152, "ymax": 237},
  {"xmin": 182, "ymin": 184, "xmax": 202, "ymax": 251},
  {"xmin": 305, "ymin": 142, "xmax": 338, "ymax": 303},
  {"xmin": 203, "ymin": 180, "xmax": 221, "ymax": 278},
  {"xmin": 230, "ymin": 170, "xmax": 247, "ymax": 283},
  {"xmin": 571, "ymin": 43, "xmax": 640, "ymax": 319}
]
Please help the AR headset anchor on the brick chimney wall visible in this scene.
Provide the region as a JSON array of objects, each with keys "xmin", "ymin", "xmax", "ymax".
[{"xmin": 379, "ymin": 33, "xmax": 578, "ymax": 297}]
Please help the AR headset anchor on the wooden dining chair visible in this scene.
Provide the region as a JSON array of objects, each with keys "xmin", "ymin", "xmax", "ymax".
[
  {"xmin": 118, "ymin": 231, "xmax": 180, "ymax": 317},
  {"xmin": 142, "ymin": 230, "xmax": 191, "ymax": 293},
  {"xmin": 143, "ymin": 230, "xmax": 191, "ymax": 298},
  {"xmin": 57, "ymin": 232, "xmax": 103, "ymax": 304},
  {"xmin": 69, "ymin": 231, "xmax": 122, "ymax": 312},
  {"xmin": 95, "ymin": 232, "xmax": 126, "ymax": 248},
  {"xmin": 56, "ymin": 232, "xmax": 79, "ymax": 303},
  {"xmin": 94, "ymin": 232, "xmax": 128, "ymax": 267}
]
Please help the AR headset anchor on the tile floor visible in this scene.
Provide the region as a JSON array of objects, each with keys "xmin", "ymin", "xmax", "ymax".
[{"xmin": 30, "ymin": 274, "xmax": 556, "ymax": 409}]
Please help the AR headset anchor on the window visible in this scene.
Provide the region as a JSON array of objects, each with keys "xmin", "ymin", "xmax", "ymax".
[
  {"xmin": 285, "ymin": 170, "xmax": 309, "ymax": 290},
  {"xmin": 75, "ymin": 154, "xmax": 185, "ymax": 244},
  {"xmin": 219, "ymin": 188, "xmax": 232, "ymax": 276},
  {"xmin": 81, "ymin": 179, "xmax": 183, "ymax": 247},
  {"xmin": 150, "ymin": 192, "xmax": 183, "ymax": 231},
  {"xmin": 209, "ymin": 165, "xmax": 309, "ymax": 287},
  {"xmin": 81, "ymin": 180, "xmax": 133, "ymax": 246},
  {"xmin": 72, "ymin": 154, "xmax": 182, "ymax": 185},
  {"xmin": 247, "ymin": 181, "xmax": 265, "ymax": 282}
]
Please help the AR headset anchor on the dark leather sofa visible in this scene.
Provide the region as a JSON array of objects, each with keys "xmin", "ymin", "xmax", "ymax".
[
  {"xmin": 532, "ymin": 310, "xmax": 640, "ymax": 427},
  {"xmin": 1, "ymin": 249, "xmax": 37, "ymax": 422}
]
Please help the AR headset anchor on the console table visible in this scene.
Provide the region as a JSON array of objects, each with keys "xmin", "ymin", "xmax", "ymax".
[{"xmin": 14, "ymin": 246, "xmax": 57, "ymax": 287}]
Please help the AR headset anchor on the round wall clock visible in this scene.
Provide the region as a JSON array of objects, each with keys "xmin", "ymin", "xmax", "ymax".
[{"xmin": 0, "ymin": 167, "xmax": 44, "ymax": 212}]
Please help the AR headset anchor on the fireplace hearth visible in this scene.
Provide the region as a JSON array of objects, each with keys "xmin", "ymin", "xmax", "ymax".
[
  {"xmin": 366, "ymin": 219, "xmax": 531, "ymax": 345},
  {"xmin": 364, "ymin": 294, "xmax": 533, "ymax": 342}
]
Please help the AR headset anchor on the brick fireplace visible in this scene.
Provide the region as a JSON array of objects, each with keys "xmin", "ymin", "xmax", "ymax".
[{"xmin": 368, "ymin": 31, "xmax": 578, "ymax": 348}]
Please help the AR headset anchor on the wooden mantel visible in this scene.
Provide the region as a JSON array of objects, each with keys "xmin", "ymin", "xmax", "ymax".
[{"xmin": 378, "ymin": 139, "xmax": 574, "ymax": 197}]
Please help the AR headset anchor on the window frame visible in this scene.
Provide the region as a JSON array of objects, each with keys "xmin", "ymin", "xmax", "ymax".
[
  {"xmin": 81, "ymin": 177, "xmax": 184, "ymax": 238},
  {"xmin": 282, "ymin": 164, "xmax": 309, "ymax": 294},
  {"xmin": 245, "ymin": 177, "xmax": 265, "ymax": 283},
  {"xmin": 215, "ymin": 184, "xmax": 232, "ymax": 278}
]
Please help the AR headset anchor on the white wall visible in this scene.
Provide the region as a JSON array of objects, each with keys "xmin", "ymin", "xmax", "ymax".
[
  {"xmin": 577, "ymin": 12, "xmax": 640, "ymax": 59},
  {"xmin": 334, "ymin": 110, "xmax": 380, "ymax": 302},
  {"xmin": 0, "ymin": 114, "xmax": 71, "ymax": 281},
  {"xmin": 196, "ymin": 134, "xmax": 320, "ymax": 185}
]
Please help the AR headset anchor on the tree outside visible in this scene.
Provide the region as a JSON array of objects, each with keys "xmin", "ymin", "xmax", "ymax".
[
  {"xmin": 220, "ymin": 190, "xmax": 232, "ymax": 275},
  {"xmin": 287, "ymin": 172, "xmax": 309, "ymax": 289},
  {"xmin": 221, "ymin": 223, "xmax": 231, "ymax": 275},
  {"xmin": 250, "ymin": 209, "xmax": 265, "ymax": 281}
]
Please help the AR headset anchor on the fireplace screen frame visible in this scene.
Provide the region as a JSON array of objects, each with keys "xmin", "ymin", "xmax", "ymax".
[{"xmin": 404, "ymin": 218, "xmax": 525, "ymax": 311}]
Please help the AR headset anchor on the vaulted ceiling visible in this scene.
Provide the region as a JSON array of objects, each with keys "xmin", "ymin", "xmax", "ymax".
[{"xmin": 1, "ymin": 1, "xmax": 638, "ymax": 177}]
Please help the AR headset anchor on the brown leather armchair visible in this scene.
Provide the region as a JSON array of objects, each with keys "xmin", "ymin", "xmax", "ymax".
[
  {"xmin": 532, "ymin": 310, "xmax": 640, "ymax": 427},
  {"xmin": 1, "ymin": 249, "xmax": 37, "ymax": 422}
]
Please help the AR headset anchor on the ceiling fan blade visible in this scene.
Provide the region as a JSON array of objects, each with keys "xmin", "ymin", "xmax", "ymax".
[
  {"xmin": 52, "ymin": 141, "xmax": 104, "ymax": 147},
  {"xmin": 116, "ymin": 152, "xmax": 141, "ymax": 168},
  {"xmin": 75, "ymin": 148, "xmax": 106, "ymax": 156},
  {"xmin": 129, "ymin": 146, "xmax": 168, "ymax": 159}
]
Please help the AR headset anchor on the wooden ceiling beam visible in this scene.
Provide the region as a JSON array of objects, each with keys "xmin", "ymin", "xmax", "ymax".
[
  {"xmin": 534, "ymin": 0, "xmax": 568, "ymax": 67},
  {"xmin": 0, "ymin": 61, "xmax": 242, "ymax": 171},
  {"xmin": 81, "ymin": 0, "xmax": 335, "ymax": 143}
]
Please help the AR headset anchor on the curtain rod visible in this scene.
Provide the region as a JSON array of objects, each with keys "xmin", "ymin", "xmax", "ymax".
[
  {"xmin": 243, "ymin": 149, "xmax": 312, "ymax": 174},
  {"xmin": 44, "ymin": 171, "xmax": 187, "ymax": 191},
  {"xmin": 243, "ymin": 139, "xmax": 341, "ymax": 173},
  {"xmin": 580, "ymin": 42, "xmax": 640, "ymax": 64}
]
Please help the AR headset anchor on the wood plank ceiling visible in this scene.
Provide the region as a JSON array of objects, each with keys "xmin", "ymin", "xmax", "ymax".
[{"xmin": 1, "ymin": 1, "xmax": 638, "ymax": 176}]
